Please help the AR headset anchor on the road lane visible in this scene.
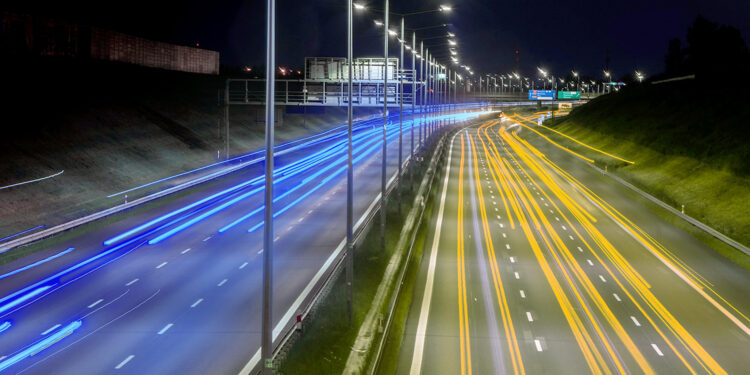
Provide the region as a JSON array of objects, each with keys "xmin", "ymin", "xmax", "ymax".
[
  {"xmin": 399, "ymin": 115, "xmax": 750, "ymax": 374},
  {"xmin": 0, "ymin": 108, "xmax": 486, "ymax": 374}
]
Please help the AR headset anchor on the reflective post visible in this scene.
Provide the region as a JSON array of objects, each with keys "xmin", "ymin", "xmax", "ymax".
[{"xmin": 398, "ymin": 17, "xmax": 404, "ymax": 215}]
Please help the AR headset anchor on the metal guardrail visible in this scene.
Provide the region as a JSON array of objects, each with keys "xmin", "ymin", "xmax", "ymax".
[
  {"xmin": 590, "ymin": 164, "xmax": 750, "ymax": 257},
  {"xmin": 0, "ymin": 157, "xmax": 263, "ymax": 254}
]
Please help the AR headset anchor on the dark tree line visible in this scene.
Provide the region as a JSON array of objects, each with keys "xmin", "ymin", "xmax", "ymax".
[{"xmin": 664, "ymin": 16, "xmax": 750, "ymax": 81}]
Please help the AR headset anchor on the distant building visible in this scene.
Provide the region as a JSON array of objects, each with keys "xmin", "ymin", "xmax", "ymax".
[{"xmin": 1, "ymin": 12, "xmax": 220, "ymax": 75}]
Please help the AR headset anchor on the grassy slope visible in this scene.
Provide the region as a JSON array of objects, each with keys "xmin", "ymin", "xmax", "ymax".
[
  {"xmin": 541, "ymin": 81, "xmax": 750, "ymax": 249},
  {"xmin": 0, "ymin": 58, "xmax": 379, "ymax": 238}
]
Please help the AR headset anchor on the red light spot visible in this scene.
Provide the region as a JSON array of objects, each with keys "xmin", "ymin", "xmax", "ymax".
[
  {"xmin": 196, "ymin": 43, "xmax": 200, "ymax": 47},
  {"xmin": 515, "ymin": 50, "xmax": 519, "ymax": 54}
]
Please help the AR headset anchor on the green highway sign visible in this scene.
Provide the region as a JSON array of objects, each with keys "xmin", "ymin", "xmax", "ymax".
[{"xmin": 557, "ymin": 91, "xmax": 581, "ymax": 99}]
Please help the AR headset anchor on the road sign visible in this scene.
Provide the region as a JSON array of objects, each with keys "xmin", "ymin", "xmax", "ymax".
[
  {"xmin": 528, "ymin": 90, "xmax": 555, "ymax": 100},
  {"xmin": 557, "ymin": 91, "xmax": 581, "ymax": 99}
]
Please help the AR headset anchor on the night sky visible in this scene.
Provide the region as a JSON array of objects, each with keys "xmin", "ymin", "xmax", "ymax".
[{"xmin": 5, "ymin": 0, "xmax": 750, "ymax": 79}]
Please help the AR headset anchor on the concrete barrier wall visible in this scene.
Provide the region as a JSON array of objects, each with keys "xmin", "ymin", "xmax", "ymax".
[{"xmin": 90, "ymin": 27, "xmax": 219, "ymax": 75}]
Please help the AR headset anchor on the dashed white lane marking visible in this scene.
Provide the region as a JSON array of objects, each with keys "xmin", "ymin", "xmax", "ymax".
[
  {"xmin": 569, "ymin": 235, "xmax": 575, "ymax": 240},
  {"xmin": 514, "ymin": 272, "xmax": 520, "ymax": 280},
  {"xmin": 191, "ymin": 298, "xmax": 204, "ymax": 308},
  {"xmin": 491, "ymin": 195, "xmax": 495, "ymax": 199},
  {"xmin": 203, "ymin": 236, "xmax": 212, "ymax": 242},
  {"xmin": 549, "ymin": 209, "xmax": 553, "ymax": 213},
  {"xmin": 308, "ymin": 210, "xmax": 313, "ymax": 214},
  {"xmin": 534, "ymin": 339, "xmax": 543, "ymax": 352},
  {"xmin": 494, "ymin": 207, "xmax": 498, "ymax": 211},
  {"xmin": 496, "ymin": 215, "xmax": 501, "ymax": 219},
  {"xmin": 126, "ymin": 278, "xmax": 139, "ymax": 286},
  {"xmin": 274, "ymin": 236, "xmax": 280, "ymax": 242},
  {"xmin": 613, "ymin": 293, "xmax": 622, "ymax": 302},
  {"xmin": 599, "ymin": 275, "xmax": 607, "ymax": 282},
  {"xmin": 526, "ymin": 312, "xmax": 534, "ymax": 322},
  {"xmin": 218, "ymin": 279, "xmax": 228, "ymax": 287},
  {"xmin": 115, "ymin": 355, "xmax": 135, "ymax": 370},
  {"xmin": 505, "ymin": 244, "xmax": 511, "ymax": 249},
  {"xmin": 587, "ymin": 259, "xmax": 594, "ymax": 266},
  {"xmin": 42, "ymin": 324, "xmax": 61, "ymax": 335},
  {"xmin": 88, "ymin": 299, "xmax": 103, "ymax": 308},
  {"xmin": 651, "ymin": 344, "xmax": 664, "ymax": 356},
  {"xmin": 493, "ymin": 201, "xmax": 497, "ymax": 205},
  {"xmin": 631, "ymin": 316, "xmax": 641, "ymax": 327},
  {"xmin": 577, "ymin": 246, "xmax": 584, "ymax": 252},
  {"xmin": 510, "ymin": 256, "xmax": 516, "ymax": 263},
  {"xmin": 298, "ymin": 218, "xmax": 304, "ymax": 223},
  {"xmin": 544, "ymin": 203, "xmax": 549, "ymax": 207},
  {"xmin": 239, "ymin": 262, "xmax": 248, "ymax": 269},
  {"xmin": 561, "ymin": 225, "xmax": 566, "ymax": 230},
  {"xmin": 502, "ymin": 233, "xmax": 507, "ymax": 238},
  {"xmin": 181, "ymin": 248, "xmax": 191, "ymax": 254},
  {"xmin": 540, "ymin": 197, "xmax": 544, "ymax": 201},
  {"xmin": 156, "ymin": 262, "xmax": 168, "ymax": 269},
  {"xmin": 257, "ymin": 248, "xmax": 263, "ymax": 254},
  {"xmin": 157, "ymin": 323, "xmax": 173, "ymax": 335},
  {"xmin": 499, "ymin": 223, "xmax": 504, "ymax": 228},
  {"xmin": 520, "ymin": 290, "xmax": 526, "ymax": 298},
  {"xmin": 287, "ymin": 226, "xmax": 293, "ymax": 231}
]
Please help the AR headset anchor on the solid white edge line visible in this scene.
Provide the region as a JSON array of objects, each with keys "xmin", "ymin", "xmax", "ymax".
[
  {"xmin": 239, "ymin": 151, "xmax": 407, "ymax": 375},
  {"xmin": 125, "ymin": 278, "xmax": 139, "ymax": 286},
  {"xmin": 191, "ymin": 298, "xmax": 203, "ymax": 308},
  {"xmin": 236, "ymin": 118, "xmax": 463, "ymax": 373},
  {"xmin": 409, "ymin": 132, "xmax": 458, "ymax": 375}
]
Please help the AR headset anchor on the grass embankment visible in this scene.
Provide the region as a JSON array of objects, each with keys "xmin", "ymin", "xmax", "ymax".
[
  {"xmin": 277, "ymin": 167, "xmax": 425, "ymax": 374},
  {"xmin": 0, "ymin": 58, "xmax": 379, "ymax": 238},
  {"xmin": 533, "ymin": 81, "xmax": 750, "ymax": 263}
]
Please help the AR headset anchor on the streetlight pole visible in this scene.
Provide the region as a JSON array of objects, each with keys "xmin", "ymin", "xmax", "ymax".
[
  {"xmin": 410, "ymin": 31, "xmax": 416, "ymax": 192},
  {"xmin": 420, "ymin": 45, "xmax": 425, "ymax": 149},
  {"xmin": 261, "ymin": 0, "xmax": 275, "ymax": 371},
  {"xmin": 398, "ymin": 17, "xmax": 404, "ymax": 215},
  {"xmin": 345, "ymin": 0, "xmax": 354, "ymax": 327},
  {"xmin": 380, "ymin": 0, "xmax": 388, "ymax": 253}
]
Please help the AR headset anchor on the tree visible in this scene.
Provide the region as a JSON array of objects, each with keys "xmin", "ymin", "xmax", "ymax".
[
  {"xmin": 684, "ymin": 16, "xmax": 750, "ymax": 80},
  {"xmin": 664, "ymin": 38, "xmax": 684, "ymax": 76}
]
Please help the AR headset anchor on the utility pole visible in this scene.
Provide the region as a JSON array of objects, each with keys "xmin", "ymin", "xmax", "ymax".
[
  {"xmin": 345, "ymin": 0, "xmax": 354, "ymax": 326},
  {"xmin": 261, "ymin": 0, "xmax": 275, "ymax": 371},
  {"xmin": 380, "ymin": 0, "xmax": 388, "ymax": 253}
]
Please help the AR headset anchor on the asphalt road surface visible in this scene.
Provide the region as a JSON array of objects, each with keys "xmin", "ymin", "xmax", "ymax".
[
  {"xmin": 398, "ymin": 115, "xmax": 750, "ymax": 375},
  {"xmin": 0, "ymin": 106, "xmax": 487, "ymax": 375}
]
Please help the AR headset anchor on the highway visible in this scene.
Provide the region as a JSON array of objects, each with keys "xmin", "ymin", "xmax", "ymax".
[
  {"xmin": 398, "ymin": 115, "xmax": 750, "ymax": 374},
  {"xmin": 0, "ymin": 106, "xmax": 487, "ymax": 374}
]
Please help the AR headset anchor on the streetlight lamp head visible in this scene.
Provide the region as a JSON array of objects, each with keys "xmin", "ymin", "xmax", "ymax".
[
  {"xmin": 374, "ymin": 20, "xmax": 383, "ymax": 26},
  {"xmin": 448, "ymin": 40, "xmax": 457, "ymax": 46},
  {"xmin": 353, "ymin": 3, "xmax": 366, "ymax": 10},
  {"xmin": 440, "ymin": 5, "xmax": 453, "ymax": 11},
  {"xmin": 447, "ymin": 32, "xmax": 455, "ymax": 37},
  {"xmin": 388, "ymin": 29, "xmax": 398, "ymax": 36}
]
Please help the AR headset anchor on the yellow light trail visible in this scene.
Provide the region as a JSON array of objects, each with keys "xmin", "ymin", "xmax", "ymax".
[
  {"xmin": 513, "ymin": 114, "xmax": 635, "ymax": 164},
  {"xmin": 469, "ymin": 133, "xmax": 525, "ymax": 375},
  {"xmin": 499, "ymin": 123, "xmax": 729, "ymax": 374},
  {"xmin": 456, "ymin": 133, "xmax": 472, "ymax": 375},
  {"xmin": 479, "ymin": 126, "xmax": 610, "ymax": 375}
]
